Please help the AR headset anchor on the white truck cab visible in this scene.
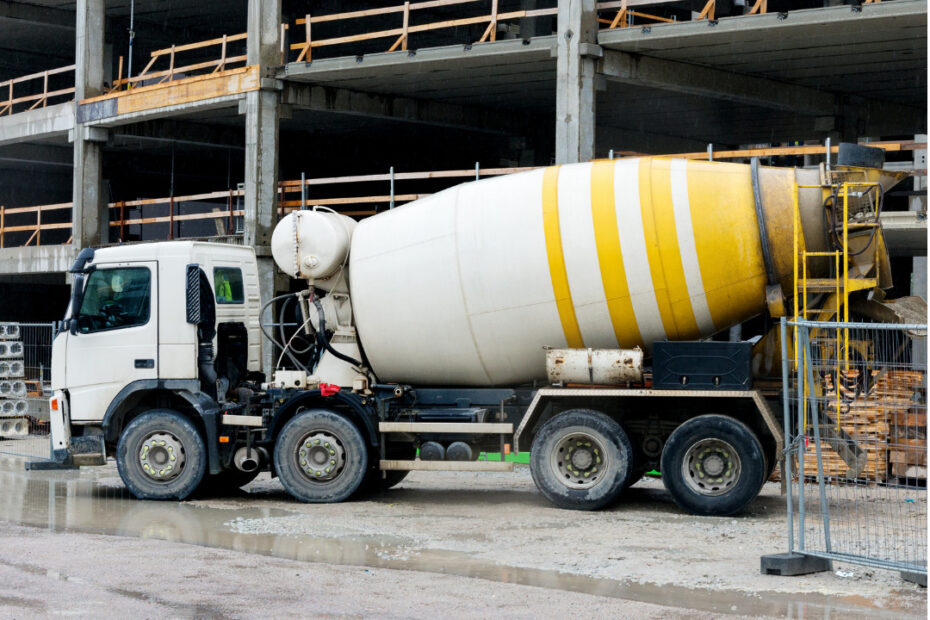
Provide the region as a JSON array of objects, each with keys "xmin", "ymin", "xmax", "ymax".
[{"xmin": 48, "ymin": 241, "xmax": 261, "ymax": 474}]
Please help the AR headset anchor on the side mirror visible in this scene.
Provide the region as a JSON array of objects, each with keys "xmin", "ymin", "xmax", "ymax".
[
  {"xmin": 186, "ymin": 264, "xmax": 201, "ymax": 324},
  {"xmin": 69, "ymin": 273, "xmax": 86, "ymax": 335}
]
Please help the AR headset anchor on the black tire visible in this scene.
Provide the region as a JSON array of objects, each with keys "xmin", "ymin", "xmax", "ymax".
[
  {"xmin": 116, "ymin": 409, "xmax": 207, "ymax": 500},
  {"xmin": 529, "ymin": 409, "xmax": 634, "ymax": 511},
  {"xmin": 660, "ymin": 414, "xmax": 765, "ymax": 516},
  {"xmin": 197, "ymin": 467, "xmax": 260, "ymax": 496},
  {"xmin": 274, "ymin": 409, "xmax": 368, "ymax": 503},
  {"xmin": 360, "ymin": 441, "xmax": 415, "ymax": 494}
]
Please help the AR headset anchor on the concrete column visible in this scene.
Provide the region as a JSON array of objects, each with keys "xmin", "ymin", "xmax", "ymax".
[
  {"xmin": 555, "ymin": 0, "xmax": 597, "ymax": 164},
  {"xmin": 72, "ymin": 0, "xmax": 107, "ymax": 250},
  {"xmin": 245, "ymin": 0, "xmax": 282, "ymax": 377}
]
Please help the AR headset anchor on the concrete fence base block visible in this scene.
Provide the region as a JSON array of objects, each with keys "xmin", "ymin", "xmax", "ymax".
[
  {"xmin": 900, "ymin": 570, "xmax": 927, "ymax": 587},
  {"xmin": 760, "ymin": 553, "xmax": 832, "ymax": 576}
]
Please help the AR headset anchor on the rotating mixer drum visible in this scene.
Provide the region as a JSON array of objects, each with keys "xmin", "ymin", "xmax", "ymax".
[{"xmin": 348, "ymin": 157, "xmax": 839, "ymax": 386}]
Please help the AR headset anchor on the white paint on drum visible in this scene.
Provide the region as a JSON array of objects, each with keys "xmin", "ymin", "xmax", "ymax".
[
  {"xmin": 670, "ymin": 158, "xmax": 715, "ymax": 334},
  {"xmin": 350, "ymin": 190, "xmax": 491, "ymax": 385},
  {"xmin": 613, "ymin": 159, "xmax": 667, "ymax": 346},
  {"xmin": 455, "ymin": 170, "xmax": 565, "ymax": 383},
  {"xmin": 557, "ymin": 163, "xmax": 618, "ymax": 348}
]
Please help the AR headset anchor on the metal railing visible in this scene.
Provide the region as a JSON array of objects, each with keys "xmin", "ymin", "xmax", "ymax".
[
  {"xmin": 110, "ymin": 32, "xmax": 249, "ymax": 92},
  {"xmin": 0, "ymin": 139, "xmax": 924, "ymax": 249},
  {"xmin": 0, "ymin": 65, "xmax": 75, "ymax": 116},
  {"xmin": 782, "ymin": 318, "xmax": 927, "ymax": 575}
]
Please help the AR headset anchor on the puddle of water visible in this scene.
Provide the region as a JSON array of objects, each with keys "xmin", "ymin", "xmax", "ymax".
[{"xmin": 0, "ymin": 457, "xmax": 921, "ymax": 619}]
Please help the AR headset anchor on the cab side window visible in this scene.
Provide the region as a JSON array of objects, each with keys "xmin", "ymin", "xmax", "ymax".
[
  {"xmin": 77, "ymin": 267, "xmax": 151, "ymax": 333},
  {"xmin": 213, "ymin": 267, "xmax": 244, "ymax": 304}
]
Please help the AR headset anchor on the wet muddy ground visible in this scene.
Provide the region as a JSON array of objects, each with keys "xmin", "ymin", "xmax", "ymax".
[{"xmin": 0, "ymin": 447, "xmax": 925, "ymax": 618}]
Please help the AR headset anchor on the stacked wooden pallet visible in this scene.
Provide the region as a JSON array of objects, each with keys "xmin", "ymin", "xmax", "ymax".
[
  {"xmin": 882, "ymin": 370, "xmax": 928, "ymax": 480},
  {"xmin": 802, "ymin": 369, "xmax": 925, "ymax": 482}
]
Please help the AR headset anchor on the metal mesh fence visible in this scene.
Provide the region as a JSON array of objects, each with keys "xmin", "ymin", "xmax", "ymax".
[
  {"xmin": 0, "ymin": 322, "xmax": 54, "ymax": 461},
  {"xmin": 785, "ymin": 319, "xmax": 927, "ymax": 574}
]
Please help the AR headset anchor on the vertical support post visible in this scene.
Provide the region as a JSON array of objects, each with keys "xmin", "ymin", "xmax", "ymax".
[
  {"xmin": 490, "ymin": 0, "xmax": 499, "ymax": 42},
  {"xmin": 796, "ymin": 324, "xmax": 807, "ymax": 551},
  {"xmin": 116, "ymin": 57, "xmax": 123, "ymax": 90},
  {"xmin": 227, "ymin": 189, "xmax": 234, "ymax": 235},
  {"xmin": 119, "ymin": 201, "xmax": 126, "ymax": 241},
  {"xmin": 0, "ymin": 205, "xmax": 4, "ymax": 248},
  {"xmin": 555, "ymin": 0, "xmax": 597, "ymax": 164},
  {"xmin": 780, "ymin": 317, "xmax": 794, "ymax": 552},
  {"xmin": 247, "ymin": 0, "xmax": 283, "ymax": 379},
  {"xmin": 402, "ymin": 2, "xmax": 410, "ymax": 51},
  {"xmin": 168, "ymin": 196, "xmax": 175, "ymax": 240},
  {"xmin": 910, "ymin": 134, "xmax": 927, "ymax": 367},
  {"xmin": 219, "ymin": 34, "xmax": 228, "ymax": 72},
  {"xmin": 707, "ymin": 143, "xmax": 714, "ymax": 161},
  {"xmin": 72, "ymin": 0, "xmax": 107, "ymax": 251},
  {"xmin": 42, "ymin": 71, "xmax": 49, "ymax": 107},
  {"xmin": 300, "ymin": 172, "xmax": 306, "ymax": 209},
  {"xmin": 168, "ymin": 45, "xmax": 176, "ymax": 82},
  {"xmin": 36, "ymin": 206, "xmax": 42, "ymax": 246},
  {"xmin": 389, "ymin": 166, "xmax": 395, "ymax": 209}
]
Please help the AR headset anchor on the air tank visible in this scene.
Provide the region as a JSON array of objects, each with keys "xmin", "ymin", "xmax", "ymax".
[{"xmin": 275, "ymin": 157, "xmax": 894, "ymax": 386}]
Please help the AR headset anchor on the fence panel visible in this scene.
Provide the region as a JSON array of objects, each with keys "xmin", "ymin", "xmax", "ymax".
[
  {"xmin": 784, "ymin": 319, "xmax": 927, "ymax": 575},
  {"xmin": 0, "ymin": 322, "xmax": 54, "ymax": 461}
]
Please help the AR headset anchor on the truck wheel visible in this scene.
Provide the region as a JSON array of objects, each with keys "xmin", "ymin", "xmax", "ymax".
[
  {"xmin": 116, "ymin": 409, "xmax": 207, "ymax": 500},
  {"xmin": 660, "ymin": 414, "xmax": 765, "ymax": 516},
  {"xmin": 197, "ymin": 468, "xmax": 260, "ymax": 496},
  {"xmin": 274, "ymin": 409, "xmax": 368, "ymax": 503},
  {"xmin": 529, "ymin": 409, "xmax": 633, "ymax": 511},
  {"xmin": 360, "ymin": 441, "xmax": 415, "ymax": 494}
]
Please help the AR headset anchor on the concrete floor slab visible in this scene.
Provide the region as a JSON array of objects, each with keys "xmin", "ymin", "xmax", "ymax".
[{"xmin": 0, "ymin": 103, "xmax": 73, "ymax": 148}]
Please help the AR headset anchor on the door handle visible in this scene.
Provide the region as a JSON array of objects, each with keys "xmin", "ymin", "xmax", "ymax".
[{"xmin": 134, "ymin": 359, "xmax": 155, "ymax": 369}]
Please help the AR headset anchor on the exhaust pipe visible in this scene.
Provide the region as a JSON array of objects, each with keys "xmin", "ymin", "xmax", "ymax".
[{"xmin": 233, "ymin": 446, "xmax": 268, "ymax": 473}]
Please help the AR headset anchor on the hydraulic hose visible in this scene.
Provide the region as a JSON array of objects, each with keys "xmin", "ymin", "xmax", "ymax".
[
  {"xmin": 312, "ymin": 297, "xmax": 365, "ymax": 369},
  {"xmin": 260, "ymin": 292, "xmax": 310, "ymax": 373}
]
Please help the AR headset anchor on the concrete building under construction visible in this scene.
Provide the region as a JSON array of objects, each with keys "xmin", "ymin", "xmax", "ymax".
[{"xmin": 0, "ymin": 0, "xmax": 925, "ymax": 333}]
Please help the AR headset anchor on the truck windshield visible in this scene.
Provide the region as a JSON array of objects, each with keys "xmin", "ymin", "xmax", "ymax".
[{"xmin": 76, "ymin": 267, "xmax": 151, "ymax": 333}]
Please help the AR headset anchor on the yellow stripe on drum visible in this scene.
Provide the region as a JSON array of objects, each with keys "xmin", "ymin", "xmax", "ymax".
[
  {"xmin": 541, "ymin": 166, "xmax": 584, "ymax": 348},
  {"xmin": 670, "ymin": 159, "xmax": 715, "ymax": 334},
  {"xmin": 640, "ymin": 158, "xmax": 699, "ymax": 340},
  {"xmin": 685, "ymin": 161, "xmax": 768, "ymax": 329},
  {"xmin": 591, "ymin": 160, "xmax": 644, "ymax": 349}
]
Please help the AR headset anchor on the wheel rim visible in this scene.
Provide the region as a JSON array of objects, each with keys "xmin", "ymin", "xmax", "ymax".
[
  {"xmin": 549, "ymin": 431, "xmax": 607, "ymax": 490},
  {"xmin": 681, "ymin": 438, "xmax": 741, "ymax": 496},
  {"xmin": 296, "ymin": 431, "xmax": 346, "ymax": 482},
  {"xmin": 138, "ymin": 431, "xmax": 186, "ymax": 482}
]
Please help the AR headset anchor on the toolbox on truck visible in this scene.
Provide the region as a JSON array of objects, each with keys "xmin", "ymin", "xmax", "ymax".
[{"xmin": 652, "ymin": 341, "xmax": 752, "ymax": 390}]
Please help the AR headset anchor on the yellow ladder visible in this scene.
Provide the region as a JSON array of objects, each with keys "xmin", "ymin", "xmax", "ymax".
[{"xmin": 792, "ymin": 174, "xmax": 883, "ymax": 441}]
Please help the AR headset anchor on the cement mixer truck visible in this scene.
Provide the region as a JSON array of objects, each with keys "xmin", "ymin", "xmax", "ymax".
[{"xmin": 40, "ymin": 144, "xmax": 910, "ymax": 515}]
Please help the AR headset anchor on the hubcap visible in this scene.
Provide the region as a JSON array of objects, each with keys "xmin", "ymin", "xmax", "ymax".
[
  {"xmin": 138, "ymin": 432, "xmax": 186, "ymax": 481},
  {"xmin": 550, "ymin": 431, "xmax": 607, "ymax": 490},
  {"xmin": 682, "ymin": 438, "xmax": 741, "ymax": 496},
  {"xmin": 297, "ymin": 431, "xmax": 346, "ymax": 482}
]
